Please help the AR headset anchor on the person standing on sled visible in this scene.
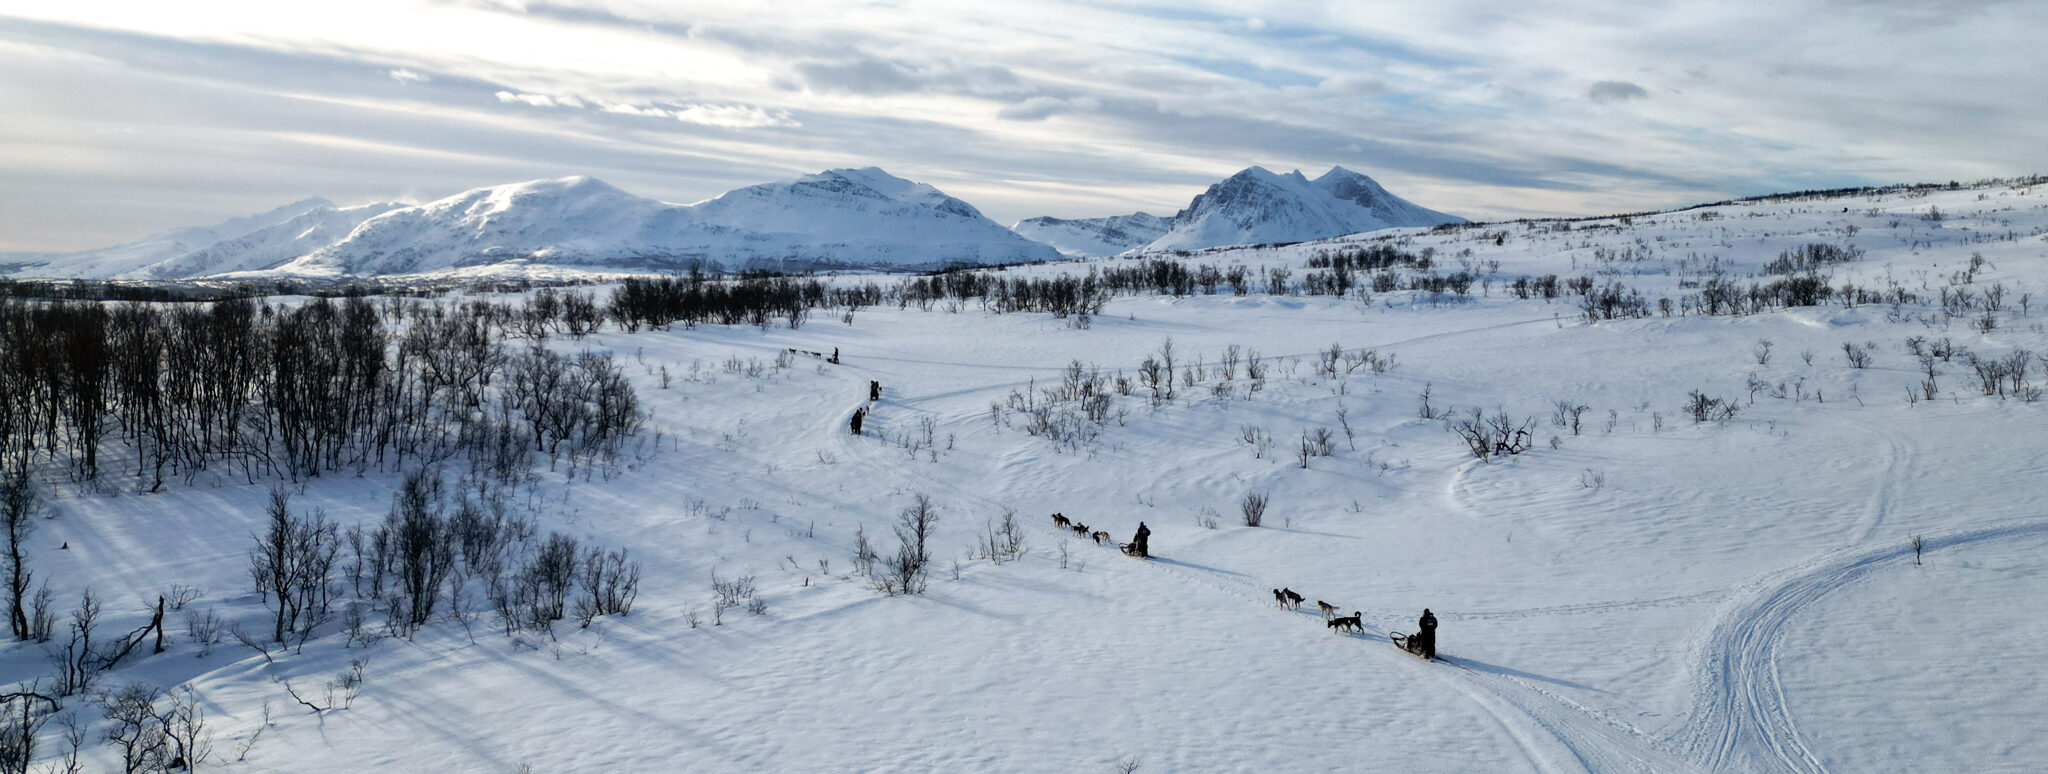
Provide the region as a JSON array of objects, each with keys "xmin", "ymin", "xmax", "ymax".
[
  {"xmin": 1131, "ymin": 522, "xmax": 1151, "ymax": 558},
  {"xmin": 1417, "ymin": 608, "xmax": 1438, "ymax": 660}
]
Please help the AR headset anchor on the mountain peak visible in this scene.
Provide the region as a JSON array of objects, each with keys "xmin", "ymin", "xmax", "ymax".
[
  {"xmin": 1314, "ymin": 166, "xmax": 1365, "ymax": 184},
  {"xmin": 1143, "ymin": 165, "xmax": 1463, "ymax": 252}
]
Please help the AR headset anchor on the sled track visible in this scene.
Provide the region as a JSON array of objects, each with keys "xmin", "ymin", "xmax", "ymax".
[
  {"xmin": 848, "ymin": 315, "xmax": 1563, "ymax": 411},
  {"xmin": 1434, "ymin": 655, "xmax": 1699, "ymax": 774},
  {"xmin": 835, "ymin": 397, "xmax": 1701, "ymax": 774},
  {"xmin": 1675, "ymin": 519, "xmax": 2048, "ymax": 773},
  {"xmin": 1855, "ymin": 421, "xmax": 1913, "ymax": 545}
]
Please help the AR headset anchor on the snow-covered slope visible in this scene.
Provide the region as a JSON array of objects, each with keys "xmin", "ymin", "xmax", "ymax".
[
  {"xmin": 670, "ymin": 167, "xmax": 1062, "ymax": 270},
  {"xmin": 1144, "ymin": 166, "xmax": 1463, "ymax": 252},
  {"xmin": 11, "ymin": 198, "xmax": 352, "ymax": 279},
  {"xmin": 1011, "ymin": 212, "xmax": 1170, "ymax": 257},
  {"xmin": 273, "ymin": 176, "xmax": 680, "ymax": 276},
  {"xmin": 142, "ymin": 201, "xmax": 407, "ymax": 279},
  {"xmin": 17, "ymin": 169, "xmax": 1061, "ymax": 280}
]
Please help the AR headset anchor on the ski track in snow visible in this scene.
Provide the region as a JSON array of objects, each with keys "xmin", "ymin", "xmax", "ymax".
[{"xmin": 1675, "ymin": 519, "xmax": 2048, "ymax": 773}]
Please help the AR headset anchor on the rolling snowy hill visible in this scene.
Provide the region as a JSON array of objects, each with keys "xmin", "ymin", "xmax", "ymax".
[
  {"xmin": 10, "ymin": 169, "xmax": 1062, "ymax": 280},
  {"xmin": 1011, "ymin": 212, "xmax": 1171, "ymax": 257},
  {"xmin": 1143, "ymin": 166, "xmax": 1464, "ymax": 252}
]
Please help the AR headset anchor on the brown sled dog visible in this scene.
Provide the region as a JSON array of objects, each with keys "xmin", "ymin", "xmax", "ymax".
[{"xmin": 1317, "ymin": 601, "xmax": 1339, "ymax": 620}]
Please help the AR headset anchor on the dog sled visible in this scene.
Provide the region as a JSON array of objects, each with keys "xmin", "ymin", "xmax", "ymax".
[
  {"xmin": 1118, "ymin": 542, "xmax": 1148, "ymax": 559},
  {"xmin": 1390, "ymin": 632, "xmax": 1431, "ymax": 659}
]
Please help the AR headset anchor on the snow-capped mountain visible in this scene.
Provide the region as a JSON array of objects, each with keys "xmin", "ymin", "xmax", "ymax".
[
  {"xmin": 1011, "ymin": 212, "xmax": 1171, "ymax": 257},
  {"xmin": 7, "ymin": 197, "xmax": 368, "ymax": 280},
  {"xmin": 660, "ymin": 167, "xmax": 1061, "ymax": 270},
  {"xmin": 18, "ymin": 168, "xmax": 1061, "ymax": 280},
  {"xmin": 143, "ymin": 201, "xmax": 408, "ymax": 279},
  {"xmin": 1143, "ymin": 166, "xmax": 1463, "ymax": 252},
  {"xmin": 273, "ymin": 176, "xmax": 681, "ymax": 277}
]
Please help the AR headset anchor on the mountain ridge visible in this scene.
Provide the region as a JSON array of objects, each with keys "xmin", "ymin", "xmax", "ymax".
[{"xmin": 14, "ymin": 169, "xmax": 1061, "ymax": 280}]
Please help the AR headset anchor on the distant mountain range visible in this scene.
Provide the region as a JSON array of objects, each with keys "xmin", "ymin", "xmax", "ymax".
[
  {"xmin": 7, "ymin": 166, "xmax": 1463, "ymax": 280},
  {"xmin": 1011, "ymin": 213, "xmax": 1173, "ymax": 257}
]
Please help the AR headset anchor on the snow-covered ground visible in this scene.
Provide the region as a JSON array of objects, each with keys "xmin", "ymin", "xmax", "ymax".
[{"xmin": 6, "ymin": 179, "xmax": 2048, "ymax": 772}]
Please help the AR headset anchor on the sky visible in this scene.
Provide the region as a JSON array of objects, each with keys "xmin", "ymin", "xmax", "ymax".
[{"xmin": 0, "ymin": 0, "xmax": 2042, "ymax": 252}]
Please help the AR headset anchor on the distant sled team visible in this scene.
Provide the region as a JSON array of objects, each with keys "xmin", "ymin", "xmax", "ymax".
[
  {"xmin": 1050, "ymin": 513, "xmax": 1149, "ymax": 558},
  {"xmin": 785, "ymin": 346, "xmax": 839, "ymax": 364}
]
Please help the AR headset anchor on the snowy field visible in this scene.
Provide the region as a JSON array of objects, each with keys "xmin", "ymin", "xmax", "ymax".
[{"xmin": 6, "ymin": 180, "xmax": 2048, "ymax": 772}]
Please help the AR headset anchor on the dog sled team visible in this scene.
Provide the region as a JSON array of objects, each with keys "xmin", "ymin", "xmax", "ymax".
[
  {"xmin": 848, "ymin": 379, "xmax": 883, "ymax": 436},
  {"xmin": 1051, "ymin": 513, "xmax": 1149, "ymax": 558},
  {"xmin": 1275, "ymin": 585, "xmax": 1439, "ymax": 659},
  {"xmin": 1047, "ymin": 511, "xmax": 1442, "ymax": 660}
]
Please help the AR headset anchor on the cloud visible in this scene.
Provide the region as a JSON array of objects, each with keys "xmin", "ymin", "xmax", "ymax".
[
  {"xmin": 669, "ymin": 104, "xmax": 797, "ymax": 128},
  {"xmin": 791, "ymin": 52, "xmax": 1029, "ymax": 98},
  {"xmin": 1587, "ymin": 80, "xmax": 1648, "ymax": 103},
  {"xmin": 3, "ymin": 1, "xmax": 2046, "ymax": 247},
  {"xmin": 793, "ymin": 54, "xmax": 925, "ymax": 96},
  {"xmin": 495, "ymin": 90, "xmax": 583, "ymax": 109},
  {"xmin": 1316, "ymin": 74, "xmax": 1389, "ymax": 97},
  {"xmin": 997, "ymin": 96, "xmax": 1098, "ymax": 122}
]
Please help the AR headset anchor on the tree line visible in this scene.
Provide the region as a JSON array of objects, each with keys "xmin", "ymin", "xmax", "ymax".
[{"xmin": 0, "ymin": 294, "xmax": 641, "ymax": 491}]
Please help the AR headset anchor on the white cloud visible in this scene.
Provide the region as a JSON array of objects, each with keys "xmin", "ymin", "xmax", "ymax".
[
  {"xmin": 669, "ymin": 104, "xmax": 797, "ymax": 128},
  {"xmin": 597, "ymin": 101, "xmax": 797, "ymax": 128},
  {"xmin": 387, "ymin": 68, "xmax": 428, "ymax": 83},
  {"xmin": 495, "ymin": 90, "xmax": 583, "ymax": 109}
]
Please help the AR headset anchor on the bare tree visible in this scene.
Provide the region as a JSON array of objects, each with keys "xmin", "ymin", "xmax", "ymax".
[
  {"xmin": 876, "ymin": 495, "xmax": 939, "ymax": 596},
  {"xmin": 1451, "ymin": 409, "xmax": 1534, "ymax": 462},
  {"xmin": 1, "ymin": 467, "xmax": 35, "ymax": 641},
  {"xmin": 1241, "ymin": 492, "xmax": 1268, "ymax": 527},
  {"xmin": 384, "ymin": 470, "xmax": 456, "ymax": 631},
  {"xmin": 101, "ymin": 683, "xmax": 168, "ymax": 774},
  {"xmin": 250, "ymin": 487, "xmax": 338, "ymax": 644},
  {"xmin": 49, "ymin": 590, "xmax": 102, "ymax": 696},
  {"xmin": 1552, "ymin": 401, "xmax": 1590, "ymax": 436},
  {"xmin": 1841, "ymin": 341, "xmax": 1871, "ymax": 369}
]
